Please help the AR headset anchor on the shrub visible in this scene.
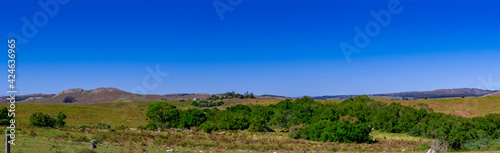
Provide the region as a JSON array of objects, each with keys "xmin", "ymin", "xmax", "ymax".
[
  {"xmin": 146, "ymin": 103, "xmax": 180, "ymax": 129},
  {"xmin": 0, "ymin": 107, "xmax": 12, "ymax": 125},
  {"xmin": 179, "ymin": 109, "xmax": 207, "ymax": 129},
  {"xmin": 55, "ymin": 112, "xmax": 67, "ymax": 128},
  {"xmin": 249, "ymin": 116, "xmax": 272, "ymax": 132},
  {"xmin": 215, "ymin": 111, "xmax": 250, "ymax": 130},
  {"xmin": 306, "ymin": 120, "xmax": 371, "ymax": 143},
  {"xmin": 409, "ymin": 126, "xmax": 422, "ymax": 136},
  {"xmin": 249, "ymin": 106, "xmax": 273, "ymax": 132},
  {"xmin": 30, "ymin": 112, "xmax": 56, "ymax": 127}
]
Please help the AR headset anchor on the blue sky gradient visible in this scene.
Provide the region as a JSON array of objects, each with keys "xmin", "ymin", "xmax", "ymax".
[{"xmin": 2, "ymin": 0, "xmax": 500, "ymax": 96}]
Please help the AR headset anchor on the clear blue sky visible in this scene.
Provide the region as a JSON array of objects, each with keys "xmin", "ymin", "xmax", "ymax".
[{"xmin": 2, "ymin": 0, "xmax": 500, "ymax": 97}]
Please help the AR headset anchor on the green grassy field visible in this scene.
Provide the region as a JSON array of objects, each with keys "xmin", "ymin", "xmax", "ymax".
[
  {"xmin": 380, "ymin": 96, "xmax": 500, "ymax": 117},
  {"xmin": 0, "ymin": 125, "xmax": 433, "ymax": 152},
  {"xmin": 3, "ymin": 99, "xmax": 286, "ymax": 128}
]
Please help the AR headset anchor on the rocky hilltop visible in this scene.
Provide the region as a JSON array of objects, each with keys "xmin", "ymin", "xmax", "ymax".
[{"xmin": 21, "ymin": 87, "xmax": 166, "ymax": 104}]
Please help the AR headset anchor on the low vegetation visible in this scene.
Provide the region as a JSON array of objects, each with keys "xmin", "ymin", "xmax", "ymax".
[
  {"xmin": 1, "ymin": 124, "xmax": 435, "ymax": 152},
  {"xmin": 145, "ymin": 96, "xmax": 500, "ymax": 150},
  {"xmin": 3, "ymin": 96, "xmax": 500, "ymax": 152}
]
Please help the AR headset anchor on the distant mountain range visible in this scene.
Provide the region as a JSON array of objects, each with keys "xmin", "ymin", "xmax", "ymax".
[
  {"xmin": 0, "ymin": 93, "xmax": 56, "ymax": 103},
  {"xmin": 312, "ymin": 88, "xmax": 498, "ymax": 100},
  {"xmin": 1, "ymin": 87, "xmax": 498, "ymax": 103}
]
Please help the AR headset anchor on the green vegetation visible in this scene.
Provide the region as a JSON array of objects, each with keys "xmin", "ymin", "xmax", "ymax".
[
  {"xmin": 29, "ymin": 112, "xmax": 67, "ymax": 128},
  {"xmin": 0, "ymin": 107, "xmax": 13, "ymax": 125},
  {"xmin": 191, "ymin": 100, "xmax": 224, "ymax": 107},
  {"xmin": 146, "ymin": 97, "xmax": 373, "ymax": 143},
  {"xmin": 145, "ymin": 95, "xmax": 500, "ymax": 150},
  {"xmin": 209, "ymin": 91, "xmax": 255, "ymax": 100}
]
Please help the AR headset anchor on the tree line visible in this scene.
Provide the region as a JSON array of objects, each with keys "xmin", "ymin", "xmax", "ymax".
[{"xmin": 209, "ymin": 91, "xmax": 255, "ymax": 100}]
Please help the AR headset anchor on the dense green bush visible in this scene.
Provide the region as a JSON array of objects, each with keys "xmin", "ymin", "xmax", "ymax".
[
  {"xmin": 306, "ymin": 120, "xmax": 371, "ymax": 143},
  {"xmin": 30, "ymin": 112, "xmax": 56, "ymax": 127},
  {"xmin": 269, "ymin": 97, "xmax": 322, "ymax": 129},
  {"xmin": 0, "ymin": 107, "xmax": 12, "ymax": 125},
  {"xmin": 55, "ymin": 112, "xmax": 67, "ymax": 128},
  {"xmin": 179, "ymin": 109, "xmax": 206, "ymax": 128},
  {"xmin": 146, "ymin": 103, "xmax": 180, "ymax": 129},
  {"xmin": 249, "ymin": 106, "xmax": 274, "ymax": 132}
]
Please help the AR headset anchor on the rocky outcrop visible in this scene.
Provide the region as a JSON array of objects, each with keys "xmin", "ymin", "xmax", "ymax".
[
  {"xmin": 56, "ymin": 88, "xmax": 85, "ymax": 96},
  {"xmin": 89, "ymin": 87, "xmax": 123, "ymax": 94}
]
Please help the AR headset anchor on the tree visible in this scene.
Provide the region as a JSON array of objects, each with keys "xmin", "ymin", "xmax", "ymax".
[
  {"xmin": 146, "ymin": 103, "xmax": 180, "ymax": 129},
  {"xmin": 249, "ymin": 92, "xmax": 255, "ymax": 98},
  {"xmin": 244, "ymin": 91, "xmax": 249, "ymax": 98},
  {"xmin": 55, "ymin": 112, "xmax": 67, "ymax": 128}
]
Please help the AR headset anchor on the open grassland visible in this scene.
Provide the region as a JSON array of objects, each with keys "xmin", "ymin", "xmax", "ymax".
[
  {"xmin": 378, "ymin": 96, "xmax": 500, "ymax": 118},
  {"xmin": 1, "ymin": 125, "xmax": 432, "ymax": 153}
]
